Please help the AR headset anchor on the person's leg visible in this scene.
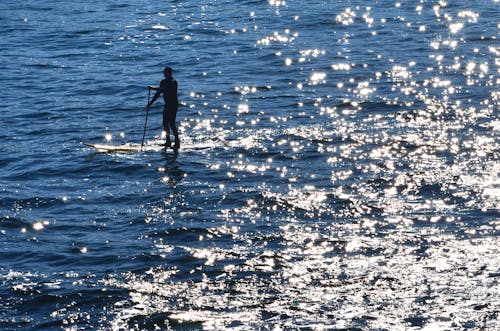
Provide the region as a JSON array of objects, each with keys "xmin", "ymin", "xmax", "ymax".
[
  {"xmin": 168, "ymin": 108, "xmax": 180, "ymax": 149},
  {"xmin": 163, "ymin": 112, "xmax": 172, "ymax": 148},
  {"xmin": 171, "ymin": 122, "xmax": 180, "ymax": 149}
]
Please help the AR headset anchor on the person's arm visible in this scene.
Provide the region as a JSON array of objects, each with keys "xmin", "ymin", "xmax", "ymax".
[{"xmin": 147, "ymin": 84, "xmax": 162, "ymax": 108}]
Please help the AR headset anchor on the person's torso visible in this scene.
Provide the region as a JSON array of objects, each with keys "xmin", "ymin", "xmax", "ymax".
[{"xmin": 160, "ymin": 79, "xmax": 178, "ymax": 105}]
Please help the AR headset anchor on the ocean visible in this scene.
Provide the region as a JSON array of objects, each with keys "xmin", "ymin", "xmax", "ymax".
[{"xmin": 1, "ymin": 0, "xmax": 499, "ymax": 329}]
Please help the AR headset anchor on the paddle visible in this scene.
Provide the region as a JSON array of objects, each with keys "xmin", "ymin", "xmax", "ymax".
[{"xmin": 141, "ymin": 88, "xmax": 151, "ymax": 150}]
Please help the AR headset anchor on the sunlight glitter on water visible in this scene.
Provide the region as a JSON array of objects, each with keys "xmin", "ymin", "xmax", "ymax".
[
  {"xmin": 98, "ymin": 0, "xmax": 500, "ymax": 326},
  {"xmin": 2, "ymin": 0, "xmax": 498, "ymax": 329},
  {"xmin": 103, "ymin": 222, "xmax": 500, "ymax": 329}
]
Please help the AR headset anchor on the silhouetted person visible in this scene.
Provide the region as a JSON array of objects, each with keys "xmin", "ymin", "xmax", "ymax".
[{"xmin": 147, "ymin": 67, "xmax": 180, "ymax": 150}]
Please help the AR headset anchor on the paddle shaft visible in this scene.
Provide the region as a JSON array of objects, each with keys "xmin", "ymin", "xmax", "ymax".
[{"xmin": 141, "ymin": 89, "xmax": 151, "ymax": 149}]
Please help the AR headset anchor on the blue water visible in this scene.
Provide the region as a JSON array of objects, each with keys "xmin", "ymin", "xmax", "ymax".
[{"xmin": 1, "ymin": 1, "xmax": 499, "ymax": 329}]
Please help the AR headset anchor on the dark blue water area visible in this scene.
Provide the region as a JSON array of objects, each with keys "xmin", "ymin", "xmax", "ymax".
[{"xmin": 1, "ymin": 0, "xmax": 499, "ymax": 330}]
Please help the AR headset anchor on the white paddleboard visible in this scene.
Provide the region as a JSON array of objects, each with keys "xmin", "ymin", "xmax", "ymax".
[{"xmin": 84, "ymin": 143, "xmax": 164, "ymax": 152}]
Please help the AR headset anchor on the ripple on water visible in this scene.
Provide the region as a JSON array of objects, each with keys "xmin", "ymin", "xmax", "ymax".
[
  {"xmin": 96, "ymin": 227, "xmax": 499, "ymax": 330},
  {"xmin": 1, "ymin": 0, "xmax": 499, "ymax": 329}
]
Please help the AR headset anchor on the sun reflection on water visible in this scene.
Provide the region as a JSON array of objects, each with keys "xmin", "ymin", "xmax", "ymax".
[{"xmin": 76, "ymin": 0, "xmax": 500, "ymax": 329}]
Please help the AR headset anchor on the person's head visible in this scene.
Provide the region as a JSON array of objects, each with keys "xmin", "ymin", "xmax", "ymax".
[{"xmin": 163, "ymin": 66, "xmax": 173, "ymax": 79}]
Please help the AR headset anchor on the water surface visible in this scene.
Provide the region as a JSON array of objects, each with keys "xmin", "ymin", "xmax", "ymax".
[{"xmin": 1, "ymin": 0, "xmax": 499, "ymax": 329}]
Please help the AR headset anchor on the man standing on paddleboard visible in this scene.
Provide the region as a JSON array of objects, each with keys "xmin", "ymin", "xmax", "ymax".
[{"xmin": 147, "ymin": 66, "xmax": 180, "ymax": 150}]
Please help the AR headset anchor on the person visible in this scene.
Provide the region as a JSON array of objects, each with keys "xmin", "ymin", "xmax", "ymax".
[{"xmin": 147, "ymin": 66, "xmax": 180, "ymax": 150}]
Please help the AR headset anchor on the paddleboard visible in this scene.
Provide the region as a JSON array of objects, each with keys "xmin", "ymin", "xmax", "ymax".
[
  {"xmin": 84, "ymin": 143, "xmax": 164, "ymax": 152},
  {"xmin": 84, "ymin": 140, "xmax": 216, "ymax": 153}
]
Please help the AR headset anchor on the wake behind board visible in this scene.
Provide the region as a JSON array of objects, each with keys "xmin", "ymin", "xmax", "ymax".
[{"xmin": 84, "ymin": 143, "xmax": 164, "ymax": 152}]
